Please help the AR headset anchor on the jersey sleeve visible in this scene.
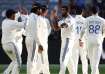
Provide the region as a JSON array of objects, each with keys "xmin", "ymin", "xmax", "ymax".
[
  {"xmin": 102, "ymin": 20, "xmax": 105, "ymax": 38},
  {"xmin": 11, "ymin": 21, "xmax": 25, "ymax": 29},
  {"xmin": 65, "ymin": 18, "xmax": 73, "ymax": 27},
  {"xmin": 58, "ymin": 20, "xmax": 64, "ymax": 27},
  {"xmin": 35, "ymin": 16, "xmax": 42, "ymax": 45},
  {"xmin": 46, "ymin": 18, "xmax": 51, "ymax": 36}
]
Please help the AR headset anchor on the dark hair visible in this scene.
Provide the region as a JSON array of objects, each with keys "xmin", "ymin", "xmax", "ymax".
[
  {"xmin": 6, "ymin": 9, "xmax": 16, "ymax": 18},
  {"xmin": 31, "ymin": 2, "xmax": 41, "ymax": 13},
  {"xmin": 62, "ymin": 5, "xmax": 69, "ymax": 11},
  {"xmin": 32, "ymin": 2, "xmax": 40, "ymax": 8},
  {"xmin": 76, "ymin": 6, "xmax": 83, "ymax": 15},
  {"xmin": 41, "ymin": 5, "xmax": 48, "ymax": 13},
  {"xmin": 90, "ymin": 5, "xmax": 99, "ymax": 14},
  {"xmin": 31, "ymin": 7, "xmax": 38, "ymax": 13}
]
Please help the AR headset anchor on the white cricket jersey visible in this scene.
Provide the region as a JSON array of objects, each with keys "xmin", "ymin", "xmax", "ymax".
[
  {"xmin": 15, "ymin": 12, "xmax": 29, "ymax": 41},
  {"xmin": 15, "ymin": 11, "xmax": 21, "ymax": 21},
  {"xmin": 25, "ymin": 13, "xmax": 41, "ymax": 45},
  {"xmin": 75, "ymin": 15, "xmax": 86, "ymax": 40},
  {"xmin": 1, "ymin": 19, "xmax": 25, "ymax": 44},
  {"xmin": 15, "ymin": 12, "xmax": 28, "ymax": 25},
  {"xmin": 81, "ymin": 15, "xmax": 105, "ymax": 43},
  {"xmin": 58, "ymin": 15, "xmax": 75, "ymax": 39},
  {"xmin": 36, "ymin": 16, "xmax": 51, "ymax": 45},
  {"xmin": 25, "ymin": 13, "xmax": 37, "ymax": 37},
  {"xmin": 45, "ymin": 18, "xmax": 51, "ymax": 36}
]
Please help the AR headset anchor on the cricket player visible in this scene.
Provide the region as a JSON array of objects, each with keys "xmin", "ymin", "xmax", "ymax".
[
  {"xmin": 80, "ymin": 5, "xmax": 105, "ymax": 74},
  {"xmin": 71, "ymin": 7, "xmax": 88, "ymax": 74},
  {"xmin": 1, "ymin": 9, "xmax": 25, "ymax": 74},
  {"xmin": 15, "ymin": 8, "xmax": 28, "ymax": 57},
  {"xmin": 34, "ymin": 5, "xmax": 51, "ymax": 74},
  {"xmin": 54, "ymin": 6, "xmax": 76, "ymax": 74},
  {"xmin": 25, "ymin": 3, "xmax": 41, "ymax": 74}
]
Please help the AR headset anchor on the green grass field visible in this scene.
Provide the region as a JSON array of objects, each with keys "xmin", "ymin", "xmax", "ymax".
[{"xmin": 0, "ymin": 64, "xmax": 105, "ymax": 74}]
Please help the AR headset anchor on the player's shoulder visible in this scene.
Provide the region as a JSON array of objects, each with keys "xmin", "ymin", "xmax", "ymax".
[
  {"xmin": 29, "ymin": 13, "xmax": 37, "ymax": 18},
  {"xmin": 2, "ymin": 19, "xmax": 7, "ymax": 26},
  {"xmin": 97, "ymin": 16, "xmax": 105, "ymax": 22},
  {"xmin": 86, "ymin": 15, "xmax": 104, "ymax": 20},
  {"xmin": 21, "ymin": 14, "xmax": 29, "ymax": 19},
  {"xmin": 68, "ymin": 15, "xmax": 76, "ymax": 26},
  {"xmin": 29, "ymin": 13, "xmax": 33, "ymax": 17},
  {"xmin": 67, "ymin": 15, "xmax": 75, "ymax": 23},
  {"xmin": 75, "ymin": 15, "xmax": 86, "ymax": 21},
  {"xmin": 37, "ymin": 15, "xmax": 43, "ymax": 21},
  {"xmin": 2, "ymin": 18, "xmax": 7, "ymax": 23},
  {"xmin": 2, "ymin": 19, "xmax": 17, "ymax": 26},
  {"xmin": 85, "ymin": 15, "xmax": 92, "ymax": 20},
  {"xmin": 44, "ymin": 17, "xmax": 50, "ymax": 23},
  {"xmin": 68, "ymin": 15, "xmax": 74, "ymax": 20}
]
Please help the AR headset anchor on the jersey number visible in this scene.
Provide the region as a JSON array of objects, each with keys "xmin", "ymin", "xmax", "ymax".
[
  {"xmin": 76, "ymin": 26, "xmax": 82, "ymax": 34},
  {"xmin": 89, "ymin": 25, "xmax": 100, "ymax": 34}
]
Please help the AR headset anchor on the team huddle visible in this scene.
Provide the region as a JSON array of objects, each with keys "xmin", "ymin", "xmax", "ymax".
[{"xmin": 1, "ymin": 2, "xmax": 105, "ymax": 74}]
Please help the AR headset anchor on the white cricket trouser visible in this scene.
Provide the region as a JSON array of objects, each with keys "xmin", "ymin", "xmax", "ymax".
[
  {"xmin": 25, "ymin": 36, "xmax": 36, "ymax": 74},
  {"xmin": 2, "ymin": 42, "xmax": 21, "ymax": 74},
  {"xmin": 16, "ymin": 37, "xmax": 23, "ymax": 56},
  {"xmin": 71, "ymin": 39, "xmax": 88, "ymax": 74},
  {"xmin": 86, "ymin": 40, "xmax": 102, "ymax": 74},
  {"xmin": 59, "ymin": 38, "xmax": 75, "ymax": 74},
  {"xmin": 33, "ymin": 42, "xmax": 50, "ymax": 74}
]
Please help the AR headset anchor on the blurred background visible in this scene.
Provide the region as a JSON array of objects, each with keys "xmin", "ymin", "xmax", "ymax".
[{"xmin": 0, "ymin": 0, "xmax": 105, "ymax": 64}]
